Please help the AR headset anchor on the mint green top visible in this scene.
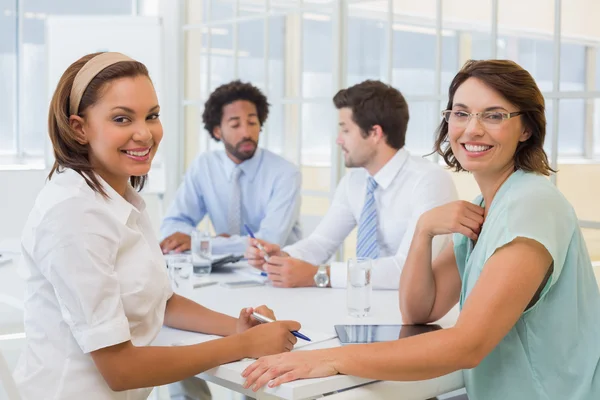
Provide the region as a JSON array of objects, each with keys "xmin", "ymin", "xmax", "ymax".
[{"xmin": 453, "ymin": 170, "xmax": 600, "ymax": 400}]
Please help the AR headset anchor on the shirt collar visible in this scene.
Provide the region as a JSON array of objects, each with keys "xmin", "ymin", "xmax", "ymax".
[
  {"xmin": 371, "ymin": 148, "xmax": 409, "ymax": 190},
  {"xmin": 95, "ymin": 173, "xmax": 146, "ymax": 224},
  {"xmin": 221, "ymin": 147, "xmax": 263, "ymax": 183}
]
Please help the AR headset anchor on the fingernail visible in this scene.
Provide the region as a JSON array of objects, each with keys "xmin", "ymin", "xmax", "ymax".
[
  {"xmin": 252, "ymin": 384, "xmax": 258, "ymax": 391},
  {"xmin": 243, "ymin": 381, "xmax": 249, "ymax": 388},
  {"xmin": 246, "ymin": 307, "xmax": 252, "ymax": 313}
]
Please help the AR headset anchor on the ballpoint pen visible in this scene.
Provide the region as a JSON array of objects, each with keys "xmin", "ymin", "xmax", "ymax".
[
  {"xmin": 243, "ymin": 224, "xmax": 269, "ymax": 277},
  {"xmin": 251, "ymin": 311, "xmax": 311, "ymax": 342}
]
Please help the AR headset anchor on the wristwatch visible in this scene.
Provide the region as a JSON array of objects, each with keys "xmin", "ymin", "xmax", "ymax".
[{"xmin": 314, "ymin": 264, "xmax": 330, "ymax": 288}]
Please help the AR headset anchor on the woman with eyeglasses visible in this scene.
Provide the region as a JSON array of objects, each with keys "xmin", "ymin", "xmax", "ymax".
[{"xmin": 240, "ymin": 60, "xmax": 600, "ymax": 400}]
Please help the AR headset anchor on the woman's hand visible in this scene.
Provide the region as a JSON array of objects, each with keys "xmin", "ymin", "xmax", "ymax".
[
  {"xmin": 240, "ymin": 321, "xmax": 301, "ymax": 359},
  {"xmin": 244, "ymin": 239, "xmax": 284, "ymax": 270},
  {"xmin": 236, "ymin": 305, "xmax": 276, "ymax": 333},
  {"xmin": 241, "ymin": 350, "xmax": 338, "ymax": 392},
  {"xmin": 417, "ymin": 200, "xmax": 485, "ymax": 241}
]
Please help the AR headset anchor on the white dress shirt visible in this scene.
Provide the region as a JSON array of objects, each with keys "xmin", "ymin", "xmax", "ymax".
[
  {"xmin": 284, "ymin": 148, "xmax": 458, "ymax": 289},
  {"xmin": 14, "ymin": 169, "xmax": 173, "ymax": 400}
]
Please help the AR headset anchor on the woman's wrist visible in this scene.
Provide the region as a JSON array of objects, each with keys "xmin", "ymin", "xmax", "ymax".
[{"xmin": 414, "ymin": 220, "xmax": 433, "ymax": 239}]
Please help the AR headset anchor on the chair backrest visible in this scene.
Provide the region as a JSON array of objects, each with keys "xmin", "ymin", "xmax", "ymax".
[{"xmin": 0, "ymin": 348, "xmax": 22, "ymax": 400}]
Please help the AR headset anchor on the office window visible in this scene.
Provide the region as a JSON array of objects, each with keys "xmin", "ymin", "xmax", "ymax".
[
  {"xmin": 0, "ymin": 0, "xmax": 17, "ymax": 161},
  {"xmin": 546, "ymin": 99, "xmax": 586, "ymax": 157},
  {"xmin": 405, "ymin": 101, "xmax": 440, "ymax": 156},
  {"xmin": 347, "ymin": 16, "xmax": 386, "ymax": 86},
  {"xmin": 181, "ymin": 0, "xmax": 600, "ymax": 259},
  {"xmin": 303, "ymin": 14, "xmax": 333, "ymax": 98},
  {"xmin": 1, "ymin": 0, "xmax": 134, "ymax": 167},
  {"xmin": 393, "ymin": 27, "xmax": 438, "ymax": 95}
]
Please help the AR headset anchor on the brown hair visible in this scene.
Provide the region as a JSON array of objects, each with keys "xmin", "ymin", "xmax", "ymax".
[
  {"xmin": 434, "ymin": 59, "xmax": 554, "ymax": 175},
  {"xmin": 333, "ymin": 80, "xmax": 409, "ymax": 150},
  {"xmin": 48, "ymin": 52, "xmax": 151, "ymax": 196}
]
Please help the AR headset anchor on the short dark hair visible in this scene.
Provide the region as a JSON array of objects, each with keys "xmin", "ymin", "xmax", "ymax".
[
  {"xmin": 434, "ymin": 59, "xmax": 553, "ymax": 176},
  {"xmin": 202, "ymin": 80, "xmax": 269, "ymax": 141},
  {"xmin": 332, "ymin": 80, "xmax": 409, "ymax": 150},
  {"xmin": 48, "ymin": 52, "xmax": 150, "ymax": 197}
]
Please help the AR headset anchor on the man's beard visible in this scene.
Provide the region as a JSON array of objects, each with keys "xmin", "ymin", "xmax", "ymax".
[{"xmin": 224, "ymin": 138, "xmax": 258, "ymax": 162}]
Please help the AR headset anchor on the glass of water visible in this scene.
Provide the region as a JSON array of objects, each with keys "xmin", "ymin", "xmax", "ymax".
[
  {"xmin": 347, "ymin": 257, "xmax": 373, "ymax": 318},
  {"xmin": 167, "ymin": 254, "xmax": 193, "ymax": 290},
  {"xmin": 191, "ymin": 230, "xmax": 212, "ymax": 276}
]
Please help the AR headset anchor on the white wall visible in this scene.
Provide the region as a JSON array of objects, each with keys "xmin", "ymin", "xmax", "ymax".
[
  {"xmin": 0, "ymin": 169, "xmax": 164, "ymax": 241},
  {"xmin": 0, "ymin": 169, "xmax": 47, "ymax": 239}
]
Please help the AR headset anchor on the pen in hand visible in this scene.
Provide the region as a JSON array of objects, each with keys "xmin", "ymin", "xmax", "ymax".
[
  {"xmin": 243, "ymin": 225, "xmax": 270, "ymax": 278},
  {"xmin": 243, "ymin": 224, "xmax": 270, "ymax": 262},
  {"xmin": 251, "ymin": 312, "xmax": 311, "ymax": 342}
]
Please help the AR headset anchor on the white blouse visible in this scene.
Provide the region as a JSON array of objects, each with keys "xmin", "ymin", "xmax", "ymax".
[{"xmin": 14, "ymin": 168, "xmax": 173, "ymax": 400}]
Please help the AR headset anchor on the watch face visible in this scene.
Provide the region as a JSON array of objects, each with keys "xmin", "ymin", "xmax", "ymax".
[{"xmin": 314, "ymin": 271, "xmax": 329, "ymax": 287}]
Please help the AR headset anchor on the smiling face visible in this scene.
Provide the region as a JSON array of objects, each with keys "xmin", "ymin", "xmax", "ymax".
[
  {"xmin": 70, "ymin": 75, "xmax": 162, "ymax": 194},
  {"xmin": 448, "ymin": 77, "xmax": 531, "ymax": 177}
]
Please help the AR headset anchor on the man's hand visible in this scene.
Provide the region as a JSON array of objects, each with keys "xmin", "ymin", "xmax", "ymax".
[
  {"xmin": 244, "ymin": 238, "xmax": 285, "ymax": 270},
  {"xmin": 264, "ymin": 256, "xmax": 318, "ymax": 288},
  {"xmin": 160, "ymin": 232, "xmax": 191, "ymax": 254}
]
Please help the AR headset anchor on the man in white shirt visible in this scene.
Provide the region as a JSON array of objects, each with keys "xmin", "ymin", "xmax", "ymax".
[{"xmin": 245, "ymin": 80, "xmax": 458, "ymax": 289}]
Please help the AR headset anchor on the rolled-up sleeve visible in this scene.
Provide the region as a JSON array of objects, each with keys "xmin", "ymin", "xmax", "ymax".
[{"xmin": 33, "ymin": 199, "xmax": 131, "ymax": 354}]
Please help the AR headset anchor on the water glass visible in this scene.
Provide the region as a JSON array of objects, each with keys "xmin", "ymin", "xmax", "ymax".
[
  {"xmin": 167, "ymin": 254, "xmax": 193, "ymax": 290},
  {"xmin": 191, "ymin": 230, "xmax": 212, "ymax": 276},
  {"xmin": 347, "ymin": 258, "xmax": 373, "ymax": 318}
]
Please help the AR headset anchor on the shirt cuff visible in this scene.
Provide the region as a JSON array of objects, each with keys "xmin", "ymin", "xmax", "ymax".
[
  {"xmin": 74, "ymin": 316, "xmax": 131, "ymax": 354},
  {"xmin": 282, "ymin": 245, "xmax": 300, "ymax": 259},
  {"xmin": 329, "ymin": 261, "xmax": 347, "ymax": 289}
]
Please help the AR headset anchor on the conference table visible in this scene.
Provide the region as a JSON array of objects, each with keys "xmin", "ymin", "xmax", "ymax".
[{"xmin": 155, "ymin": 261, "xmax": 465, "ymax": 400}]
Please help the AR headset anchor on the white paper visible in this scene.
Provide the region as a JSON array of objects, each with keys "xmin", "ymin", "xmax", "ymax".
[{"xmin": 153, "ymin": 326, "xmax": 337, "ymax": 350}]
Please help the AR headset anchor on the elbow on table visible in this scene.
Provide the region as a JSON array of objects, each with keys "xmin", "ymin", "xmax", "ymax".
[
  {"xmin": 102, "ymin": 370, "xmax": 130, "ymax": 392},
  {"xmin": 399, "ymin": 303, "xmax": 434, "ymax": 325}
]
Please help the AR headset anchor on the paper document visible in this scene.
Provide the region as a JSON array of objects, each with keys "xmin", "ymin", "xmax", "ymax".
[
  {"xmin": 236, "ymin": 267, "xmax": 269, "ymax": 282},
  {"xmin": 153, "ymin": 327, "xmax": 337, "ymax": 350}
]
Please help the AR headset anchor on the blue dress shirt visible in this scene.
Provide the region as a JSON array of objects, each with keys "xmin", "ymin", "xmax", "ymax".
[{"xmin": 161, "ymin": 148, "xmax": 302, "ymax": 254}]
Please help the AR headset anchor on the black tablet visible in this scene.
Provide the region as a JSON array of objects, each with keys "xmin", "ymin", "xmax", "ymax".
[{"xmin": 335, "ymin": 324, "xmax": 442, "ymax": 344}]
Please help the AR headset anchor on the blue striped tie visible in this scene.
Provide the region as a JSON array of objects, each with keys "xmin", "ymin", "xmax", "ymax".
[{"xmin": 356, "ymin": 177, "xmax": 379, "ymax": 259}]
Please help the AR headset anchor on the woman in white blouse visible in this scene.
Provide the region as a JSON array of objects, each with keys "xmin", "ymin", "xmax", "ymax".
[{"xmin": 13, "ymin": 52, "xmax": 299, "ymax": 400}]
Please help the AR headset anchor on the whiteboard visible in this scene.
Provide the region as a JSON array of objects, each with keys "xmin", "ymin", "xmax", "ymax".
[{"xmin": 45, "ymin": 15, "xmax": 163, "ymax": 108}]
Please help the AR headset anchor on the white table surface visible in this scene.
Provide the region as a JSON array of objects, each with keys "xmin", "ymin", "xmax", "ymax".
[{"xmin": 158, "ymin": 262, "xmax": 465, "ymax": 400}]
